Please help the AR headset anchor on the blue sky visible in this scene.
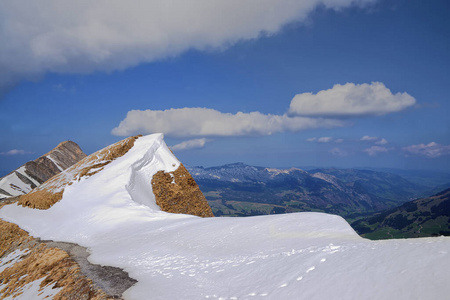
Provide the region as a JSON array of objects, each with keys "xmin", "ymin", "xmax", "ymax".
[{"xmin": 0, "ymin": 0, "xmax": 449, "ymax": 175}]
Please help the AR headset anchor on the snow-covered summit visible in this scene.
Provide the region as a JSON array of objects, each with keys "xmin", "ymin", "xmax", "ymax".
[{"xmin": 1, "ymin": 134, "xmax": 449, "ymax": 299}]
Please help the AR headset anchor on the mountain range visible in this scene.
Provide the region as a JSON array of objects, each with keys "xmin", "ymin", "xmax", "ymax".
[
  {"xmin": 0, "ymin": 135, "xmax": 449, "ymax": 299},
  {"xmin": 187, "ymin": 163, "xmax": 437, "ymax": 219}
]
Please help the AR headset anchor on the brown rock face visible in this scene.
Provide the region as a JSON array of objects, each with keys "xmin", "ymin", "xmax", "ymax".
[
  {"xmin": 24, "ymin": 157, "xmax": 64, "ymax": 184},
  {"xmin": 26, "ymin": 140, "xmax": 87, "ymax": 185},
  {"xmin": 152, "ymin": 163, "xmax": 214, "ymax": 217},
  {"xmin": 46, "ymin": 141, "xmax": 87, "ymax": 170},
  {"xmin": 0, "ymin": 140, "xmax": 87, "ymax": 199}
]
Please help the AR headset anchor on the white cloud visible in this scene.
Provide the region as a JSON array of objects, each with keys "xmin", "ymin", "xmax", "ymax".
[
  {"xmin": 403, "ymin": 142, "xmax": 450, "ymax": 158},
  {"xmin": 111, "ymin": 108, "xmax": 345, "ymax": 137},
  {"xmin": 361, "ymin": 135, "xmax": 378, "ymax": 141},
  {"xmin": 334, "ymin": 138, "xmax": 344, "ymax": 143},
  {"xmin": 330, "ymin": 147, "xmax": 348, "ymax": 157},
  {"xmin": 375, "ymin": 138, "xmax": 388, "ymax": 145},
  {"xmin": 317, "ymin": 137, "xmax": 333, "ymax": 143},
  {"xmin": 361, "ymin": 136, "xmax": 388, "ymax": 145},
  {"xmin": 288, "ymin": 82, "xmax": 416, "ymax": 117},
  {"xmin": 363, "ymin": 146, "xmax": 389, "ymax": 156},
  {"xmin": 171, "ymin": 138, "xmax": 208, "ymax": 151},
  {"xmin": 0, "ymin": 0, "xmax": 376, "ymax": 96},
  {"xmin": 0, "ymin": 149, "xmax": 33, "ymax": 156},
  {"xmin": 307, "ymin": 137, "xmax": 337, "ymax": 143}
]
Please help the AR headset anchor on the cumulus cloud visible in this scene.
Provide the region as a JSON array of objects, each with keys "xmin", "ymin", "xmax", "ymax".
[
  {"xmin": 363, "ymin": 146, "xmax": 389, "ymax": 156},
  {"xmin": 171, "ymin": 138, "xmax": 208, "ymax": 151},
  {"xmin": 0, "ymin": 0, "xmax": 376, "ymax": 96},
  {"xmin": 0, "ymin": 149, "xmax": 33, "ymax": 156},
  {"xmin": 403, "ymin": 142, "xmax": 450, "ymax": 158},
  {"xmin": 288, "ymin": 82, "xmax": 416, "ymax": 117},
  {"xmin": 112, "ymin": 108, "xmax": 345, "ymax": 137}
]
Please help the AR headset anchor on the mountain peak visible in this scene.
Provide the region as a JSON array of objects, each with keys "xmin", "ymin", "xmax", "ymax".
[
  {"xmin": 18, "ymin": 134, "xmax": 213, "ymax": 217},
  {"xmin": 0, "ymin": 140, "xmax": 86, "ymax": 200}
]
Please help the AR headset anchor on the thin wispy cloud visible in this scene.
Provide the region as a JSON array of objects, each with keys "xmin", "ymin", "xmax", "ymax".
[
  {"xmin": 0, "ymin": 149, "xmax": 33, "ymax": 156},
  {"xmin": 330, "ymin": 147, "xmax": 348, "ymax": 157},
  {"xmin": 0, "ymin": 0, "xmax": 376, "ymax": 97},
  {"xmin": 403, "ymin": 142, "xmax": 450, "ymax": 158},
  {"xmin": 289, "ymin": 82, "xmax": 416, "ymax": 117},
  {"xmin": 171, "ymin": 138, "xmax": 208, "ymax": 151},
  {"xmin": 112, "ymin": 108, "xmax": 345, "ymax": 137},
  {"xmin": 306, "ymin": 136, "xmax": 343, "ymax": 143},
  {"xmin": 375, "ymin": 138, "xmax": 388, "ymax": 145},
  {"xmin": 361, "ymin": 136, "xmax": 388, "ymax": 145},
  {"xmin": 363, "ymin": 146, "xmax": 390, "ymax": 156},
  {"xmin": 361, "ymin": 135, "xmax": 378, "ymax": 141}
]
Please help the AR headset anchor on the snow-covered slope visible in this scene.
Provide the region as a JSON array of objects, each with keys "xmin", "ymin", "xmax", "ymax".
[
  {"xmin": 1, "ymin": 134, "xmax": 449, "ymax": 299},
  {"xmin": 0, "ymin": 141, "xmax": 86, "ymax": 200}
]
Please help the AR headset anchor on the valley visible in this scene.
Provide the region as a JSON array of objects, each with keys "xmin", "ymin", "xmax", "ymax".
[{"xmin": 188, "ymin": 163, "xmax": 450, "ymax": 238}]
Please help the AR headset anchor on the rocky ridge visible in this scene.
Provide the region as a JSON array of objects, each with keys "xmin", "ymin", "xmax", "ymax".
[{"xmin": 0, "ymin": 141, "xmax": 86, "ymax": 200}]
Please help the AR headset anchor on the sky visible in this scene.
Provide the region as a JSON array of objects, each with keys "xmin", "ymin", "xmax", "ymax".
[{"xmin": 0, "ymin": 0, "xmax": 449, "ymax": 175}]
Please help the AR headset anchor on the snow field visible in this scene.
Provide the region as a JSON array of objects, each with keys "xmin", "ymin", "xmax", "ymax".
[{"xmin": 0, "ymin": 133, "xmax": 449, "ymax": 299}]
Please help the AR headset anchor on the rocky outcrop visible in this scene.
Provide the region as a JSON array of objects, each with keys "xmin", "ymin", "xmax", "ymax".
[
  {"xmin": 0, "ymin": 141, "xmax": 86, "ymax": 200},
  {"xmin": 152, "ymin": 163, "xmax": 214, "ymax": 217},
  {"xmin": 0, "ymin": 219, "xmax": 115, "ymax": 299}
]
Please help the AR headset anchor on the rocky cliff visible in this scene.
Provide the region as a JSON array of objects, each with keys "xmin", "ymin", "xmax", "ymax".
[{"xmin": 0, "ymin": 141, "xmax": 86, "ymax": 200}]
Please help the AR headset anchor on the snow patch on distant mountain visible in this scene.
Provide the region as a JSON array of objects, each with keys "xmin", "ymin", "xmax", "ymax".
[
  {"xmin": 188, "ymin": 163, "xmax": 308, "ymax": 183},
  {"xmin": 312, "ymin": 172, "xmax": 345, "ymax": 191}
]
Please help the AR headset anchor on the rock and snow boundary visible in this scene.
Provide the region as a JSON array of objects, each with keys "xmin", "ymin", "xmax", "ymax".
[{"xmin": 1, "ymin": 134, "xmax": 450, "ymax": 299}]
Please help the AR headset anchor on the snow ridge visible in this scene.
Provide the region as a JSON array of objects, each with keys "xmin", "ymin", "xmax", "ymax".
[{"xmin": 126, "ymin": 134, "xmax": 180, "ymax": 210}]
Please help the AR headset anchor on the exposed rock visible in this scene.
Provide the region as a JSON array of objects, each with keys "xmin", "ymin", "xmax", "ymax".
[
  {"xmin": 45, "ymin": 141, "xmax": 87, "ymax": 170},
  {"xmin": 0, "ymin": 141, "xmax": 86, "ymax": 200},
  {"xmin": 152, "ymin": 163, "xmax": 214, "ymax": 217},
  {"xmin": 0, "ymin": 217, "xmax": 113, "ymax": 300}
]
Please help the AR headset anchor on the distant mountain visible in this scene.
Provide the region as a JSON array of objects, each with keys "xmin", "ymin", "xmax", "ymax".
[
  {"xmin": 187, "ymin": 163, "xmax": 426, "ymax": 218},
  {"xmin": 352, "ymin": 188, "xmax": 450, "ymax": 239},
  {"xmin": 309, "ymin": 168, "xmax": 425, "ymax": 205},
  {"xmin": 0, "ymin": 141, "xmax": 86, "ymax": 200},
  {"xmin": 361, "ymin": 168, "xmax": 450, "ymax": 191}
]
